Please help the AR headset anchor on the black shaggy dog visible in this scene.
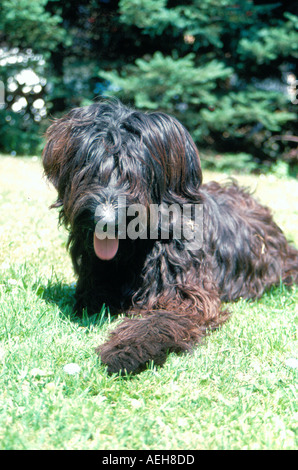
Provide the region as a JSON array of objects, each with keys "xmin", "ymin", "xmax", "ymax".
[{"xmin": 43, "ymin": 100, "xmax": 298, "ymax": 374}]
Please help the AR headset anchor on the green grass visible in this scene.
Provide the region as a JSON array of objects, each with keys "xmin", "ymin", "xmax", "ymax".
[{"xmin": 0, "ymin": 155, "xmax": 297, "ymax": 450}]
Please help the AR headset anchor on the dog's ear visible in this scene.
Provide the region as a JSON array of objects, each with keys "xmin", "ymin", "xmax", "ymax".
[
  {"xmin": 140, "ymin": 112, "xmax": 203, "ymax": 200},
  {"xmin": 42, "ymin": 115, "xmax": 74, "ymax": 190}
]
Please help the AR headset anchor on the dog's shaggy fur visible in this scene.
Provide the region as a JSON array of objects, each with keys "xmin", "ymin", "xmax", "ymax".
[{"xmin": 43, "ymin": 100, "xmax": 298, "ymax": 374}]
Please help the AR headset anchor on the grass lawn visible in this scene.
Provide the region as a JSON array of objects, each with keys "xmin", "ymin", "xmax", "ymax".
[{"xmin": 0, "ymin": 155, "xmax": 297, "ymax": 450}]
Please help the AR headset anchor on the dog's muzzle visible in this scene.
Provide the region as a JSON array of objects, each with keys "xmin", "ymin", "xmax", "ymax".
[{"xmin": 94, "ymin": 202, "xmax": 119, "ymax": 261}]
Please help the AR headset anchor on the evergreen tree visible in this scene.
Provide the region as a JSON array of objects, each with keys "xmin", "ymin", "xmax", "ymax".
[
  {"xmin": 102, "ymin": 0, "xmax": 298, "ymax": 167},
  {"xmin": 0, "ymin": 0, "xmax": 67, "ymax": 154},
  {"xmin": 0, "ymin": 0, "xmax": 297, "ymax": 167}
]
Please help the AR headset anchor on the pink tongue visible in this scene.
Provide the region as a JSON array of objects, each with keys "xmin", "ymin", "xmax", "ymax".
[{"xmin": 93, "ymin": 233, "xmax": 119, "ymax": 261}]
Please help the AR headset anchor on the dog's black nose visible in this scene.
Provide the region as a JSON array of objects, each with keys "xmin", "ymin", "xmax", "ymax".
[
  {"xmin": 95, "ymin": 202, "xmax": 117, "ymax": 224},
  {"xmin": 94, "ymin": 201, "xmax": 121, "ymax": 240}
]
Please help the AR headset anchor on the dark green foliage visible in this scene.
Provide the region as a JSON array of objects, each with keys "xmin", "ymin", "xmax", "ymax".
[
  {"xmin": 0, "ymin": 0, "xmax": 297, "ymax": 170},
  {"xmin": 0, "ymin": 0, "xmax": 66, "ymax": 50},
  {"xmin": 201, "ymin": 152, "xmax": 258, "ymax": 174},
  {"xmin": 0, "ymin": 112, "xmax": 44, "ymax": 155},
  {"xmin": 0, "ymin": 0, "xmax": 66, "ymax": 154},
  {"xmin": 104, "ymin": 0, "xmax": 297, "ymax": 169}
]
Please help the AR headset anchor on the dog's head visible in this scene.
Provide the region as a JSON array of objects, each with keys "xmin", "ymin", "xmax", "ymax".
[{"xmin": 43, "ymin": 100, "xmax": 202, "ymax": 261}]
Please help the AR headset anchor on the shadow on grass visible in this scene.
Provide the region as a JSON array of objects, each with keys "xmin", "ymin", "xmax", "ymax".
[
  {"xmin": 1, "ymin": 263, "xmax": 110, "ymax": 328},
  {"xmin": 39, "ymin": 280, "xmax": 113, "ymax": 329}
]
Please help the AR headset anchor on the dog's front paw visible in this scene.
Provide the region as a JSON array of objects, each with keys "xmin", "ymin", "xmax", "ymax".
[
  {"xmin": 97, "ymin": 342, "xmax": 151, "ymax": 375},
  {"xmin": 95, "ymin": 317, "xmax": 169, "ymax": 375}
]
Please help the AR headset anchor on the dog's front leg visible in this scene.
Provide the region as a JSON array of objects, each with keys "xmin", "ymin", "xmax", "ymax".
[
  {"xmin": 96, "ymin": 311, "xmax": 192, "ymax": 374},
  {"xmin": 96, "ymin": 298, "xmax": 227, "ymax": 374}
]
